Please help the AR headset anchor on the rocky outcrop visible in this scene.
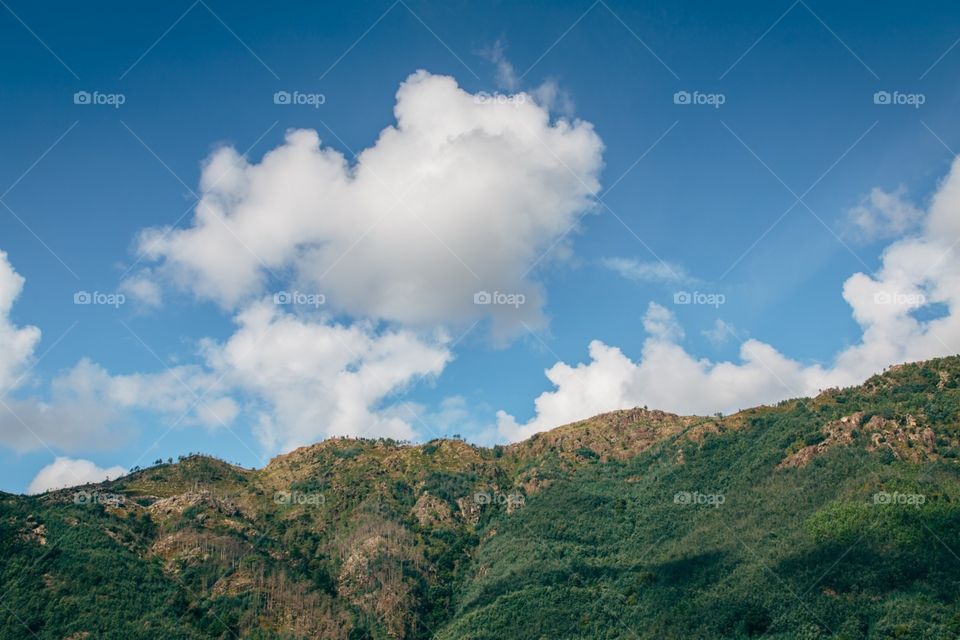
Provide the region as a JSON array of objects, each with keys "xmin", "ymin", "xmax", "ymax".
[
  {"xmin": 779, "ymin": 412, "xmax": 942, "ymax": 469},
  {"xmin": 410, "ymin": 492, "xmax": 454, "ymax": 528}
]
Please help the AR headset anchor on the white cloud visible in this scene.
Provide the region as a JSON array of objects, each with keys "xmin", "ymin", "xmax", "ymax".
[
  {"xmin": 0, "ymin": 349, "xmax": 249, "ymax": 454},
  {"xmin": 497, "ymin": 301, "xmax": 834, "ymax": 441},
  {"xmin": 130, "ymin": 71, "xmax": 604, "ymax": 342},
  {"xmin": 531, "ymin": 80, "xmax": 576, "ymax": 119},
  {"xmin": 0, "ymin": 243, "xmax": 450, "ymax": 454},
  {"xmin": 0, "ymin": 360, "xmax": 129, "ymax": 453},
  {"xmin": 203, "ymin": 302, "xmax": 452, "ymax": 452},
  {"xmin": 0, "ymin": 255, "xmax": 126, "ymax": 454},
  {"xmin": 602, "ymin": 256, "xmax": 694, "ymax": 286},
  {"xmin": 498, "ymin": 159, "xmax": 960, "ymax": 441},
  {"xmin": 846, "ymin": 185, "xmax": 923, "ymax": 241},
  {"xmin": 27, "ymin": 456, "xmax": 126, "ymax": 494},
  {"xmin": 702, "ymin": 318, "xmax": 736, "ymax": 346},
  {"xmin": 1, "ymin": 306, "xmax": 449, "ymax": 455},
  {"xmin": 104, "ymin": 361, "xmax": 238, "ymax": 429},
  {"xmin": 0, "ymin": 250, "xmax": 41, "ymax": 393},
  {"xmin": 118, "ymin": 272, "xmax": 162, "ymax": 308},
  {"xmin": 480, "ymin": 38, "xmax": 519, "ymax": 91}
]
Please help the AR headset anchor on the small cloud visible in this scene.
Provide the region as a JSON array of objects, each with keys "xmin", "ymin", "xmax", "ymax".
[
  {"xmin": 845, "ymin": 186, "xmax": 922, "ymax": 242},
  {"xmin": 479, "ymin": 38, "xmax": 519, "ymax": 90},
  {"xmin": 119, "ymin": 270, "xmax": 163, "ymax": 308},
  {"xmin": 644, "ymin": 302, "xmax": 684, "ymax": 341},
  {"xmin": 531, "ymin": 79, "xmax": 575, "ymax": 118},
  {"xmin": 602, "ymin": 257, "xmax": 694, "ymax": 286},
  {"xmin": 702, "ymin": 319, "xmax": 737, "ymax": 346},
  {"xmin": 27, "ymin": 457, "xmax": 126, "ymax": 494}
]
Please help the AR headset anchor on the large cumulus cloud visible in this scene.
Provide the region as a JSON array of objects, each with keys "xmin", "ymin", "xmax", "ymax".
[{"xmin": 131, "ymin": 71, "xmax": 604, "ymax": 340}]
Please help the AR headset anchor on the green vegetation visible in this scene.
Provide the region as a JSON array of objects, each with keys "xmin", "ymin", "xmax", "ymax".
[{"xmin": 1, "ymin": 356, "xmax": 959, "ymax": 639}]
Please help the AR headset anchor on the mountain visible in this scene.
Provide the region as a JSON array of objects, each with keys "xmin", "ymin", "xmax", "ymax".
[{"xmin": 2, "ymin": 356, "xmax": 959, "ymax": 639}]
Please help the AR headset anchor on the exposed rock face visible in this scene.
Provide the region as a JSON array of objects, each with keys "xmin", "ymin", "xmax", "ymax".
[
  {"xmin": 686, "ymin": 420, "xmax": 725, "ymax": 444},
  {"xmin": 778, "ymin": 411, "xmax": 944, "ymax": 469},
  {"xmin": 519, "ymin": 470, "xmax": 551, "ymax": 497},
  {"xmin": 862, "ymin": 414, "xmax": 939, "ymax": 462},
  {"xmin": 148, "ymin": 489, "xmax": 244, "ymax": 521},
  {"xmin": 19, "ymin": 515, "xmax": 46, "ymax": 545},
  {"xmin": 410, "ymin": 492, "xmax": 454, "ymax": 528},
  {"xmin": 456, "ymin": 496, "xmax": 481, "ymax": 525}
]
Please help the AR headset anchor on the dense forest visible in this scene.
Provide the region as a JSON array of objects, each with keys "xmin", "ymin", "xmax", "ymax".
[{"xmin": 2, "ymin": 356, "xmax": 959, "ymax": 639}]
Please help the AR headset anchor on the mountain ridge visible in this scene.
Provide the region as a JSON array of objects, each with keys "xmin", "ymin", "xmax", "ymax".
[{"xmin": 2, "ymin": 354, "xmax": 959, "ymax": 639}]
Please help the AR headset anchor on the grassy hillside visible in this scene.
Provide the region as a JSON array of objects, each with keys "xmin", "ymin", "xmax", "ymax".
[{"xmin": 1, "ymin": 357, "xmax": 959, "ymax": 639}]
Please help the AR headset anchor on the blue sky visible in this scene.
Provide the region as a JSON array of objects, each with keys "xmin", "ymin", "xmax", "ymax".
[{"xmin": 2, "ymin": 0, "xmax": 960, "ymax": 493}]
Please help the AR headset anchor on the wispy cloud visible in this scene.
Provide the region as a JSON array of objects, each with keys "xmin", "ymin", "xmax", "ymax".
[
  {"xmin": 602, "ymin": 257, "xmax": 695, "ymax": 286},
  {"xmin": 701, "ymin": 318, "xmax": 737, "ymax": 347},
  {"xmin": 844, "ymin": 185, "xmax": 923, "ymax": 242},
  {"xmin": 479, "ymin": 37, "xmax": 519, "ymax": 90}
]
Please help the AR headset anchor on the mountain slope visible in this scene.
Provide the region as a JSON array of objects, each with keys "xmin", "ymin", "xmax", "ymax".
[
  {"xmin": 1, "ymin": 356, "xmax": 959, "ymax": 639},
  {"xmin": 437, "ymin": 358, "xmax": 960, "ymax": 639}
]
